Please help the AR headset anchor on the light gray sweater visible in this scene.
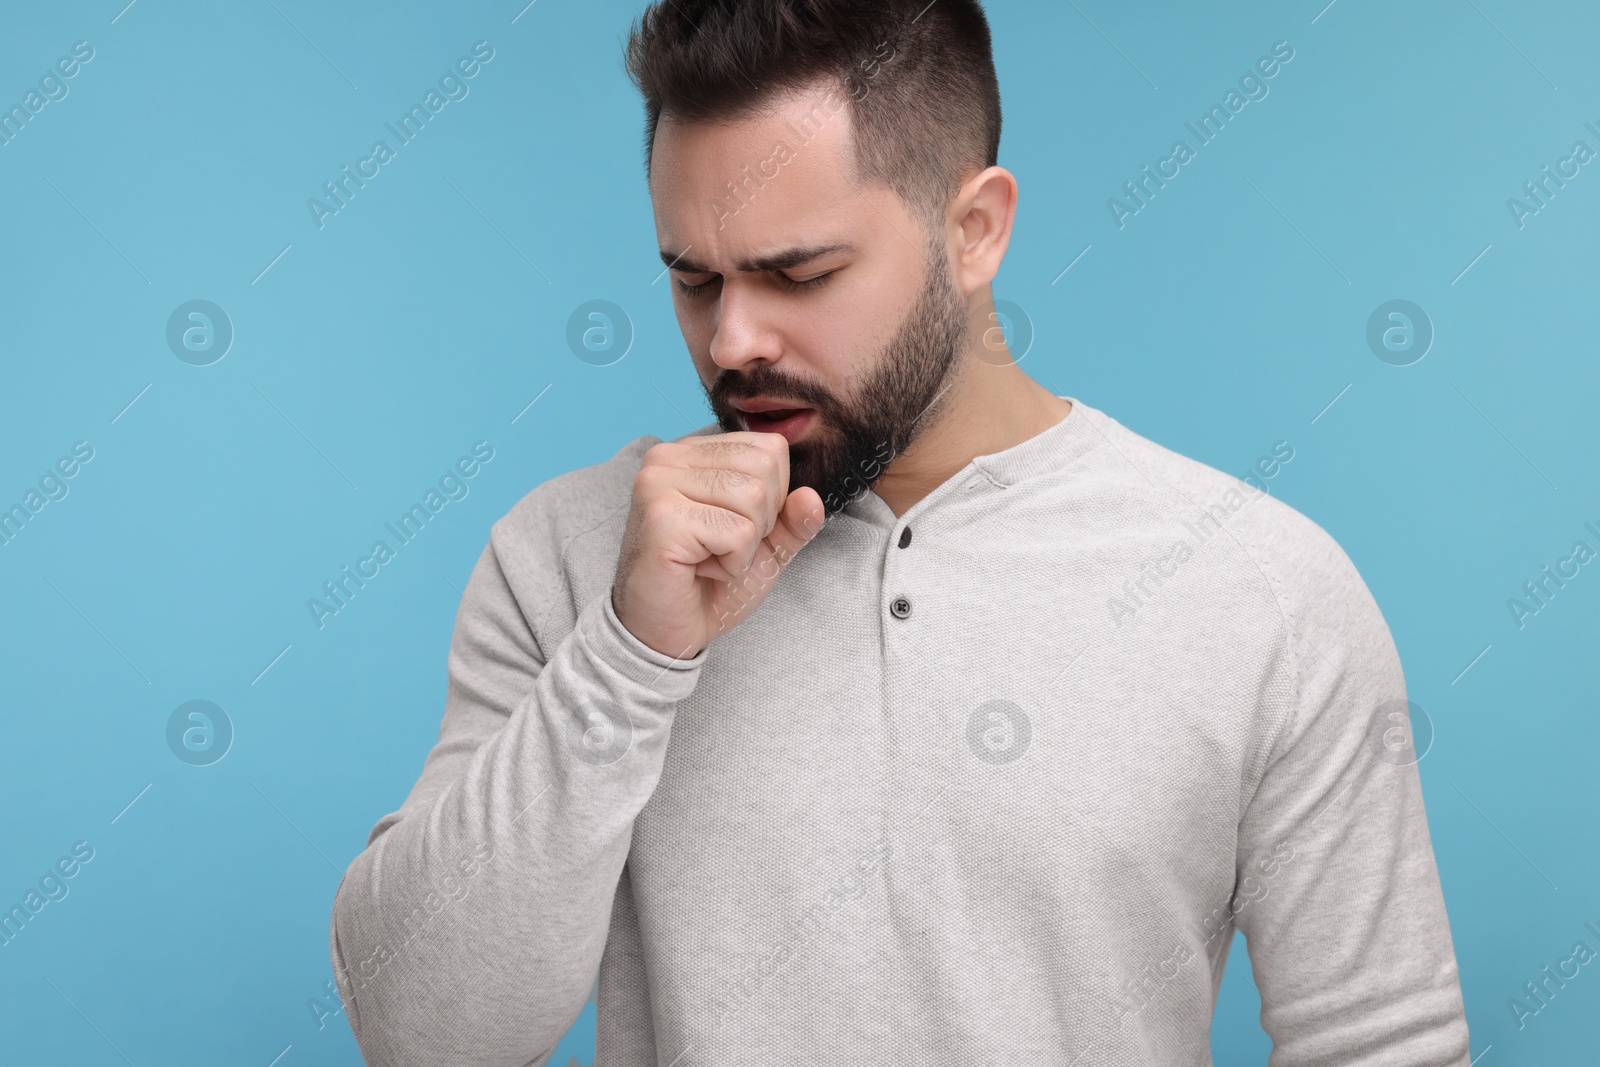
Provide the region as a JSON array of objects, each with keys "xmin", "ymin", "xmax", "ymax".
[{"xmin": 329, "ymin": 395, "xmax": 1472, "ymax": 1066}]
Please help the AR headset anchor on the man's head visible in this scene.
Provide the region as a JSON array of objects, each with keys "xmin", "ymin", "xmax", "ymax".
[{"xmin": 625, "ymin": 0, "xmax": 1016, "ymax": 515}]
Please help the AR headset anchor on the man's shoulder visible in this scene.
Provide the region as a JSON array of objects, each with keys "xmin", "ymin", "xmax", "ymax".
[{"xmin": 1085, "ymin": 405, "xmax": 1377, "ymax": 624}]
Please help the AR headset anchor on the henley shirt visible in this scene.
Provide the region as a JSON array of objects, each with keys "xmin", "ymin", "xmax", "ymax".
[{"xmin": 329, "ymin": 394, "xmax": 1472, "ymax": 1066}]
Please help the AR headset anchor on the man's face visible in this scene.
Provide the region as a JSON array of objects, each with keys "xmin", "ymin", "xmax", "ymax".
[{"xmin": 648, "ymin": 80, "xmax": 970, "ymax": 515}]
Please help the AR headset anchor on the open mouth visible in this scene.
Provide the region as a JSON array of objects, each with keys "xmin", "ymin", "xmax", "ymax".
[
  {"xmin": 744, "ymin": 408, "xmax": 805, "ymax": 424},
  {"xmin": 737, "ymin": 407, "xmax": 815, "ymax": 441}
]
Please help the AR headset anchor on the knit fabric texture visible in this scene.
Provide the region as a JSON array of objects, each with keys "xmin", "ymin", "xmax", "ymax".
[{"xmin": 329, "ymin": 396, "xmax": 1471, "ymax": 1066}]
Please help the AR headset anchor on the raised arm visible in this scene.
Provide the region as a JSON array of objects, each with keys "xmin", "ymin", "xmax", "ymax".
[
  {"xmin": 328, "ymin": 530, "xmax": 706, "ymax": 1066},
  {"xmin": 329, "ymin": 429, "xmax": 824, "ymax": 1065}
]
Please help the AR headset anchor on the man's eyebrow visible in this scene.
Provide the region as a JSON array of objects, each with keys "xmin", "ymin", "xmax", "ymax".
[{"xmin": 657, "ymin": 243, "xmax": 858, "ymax": 275}]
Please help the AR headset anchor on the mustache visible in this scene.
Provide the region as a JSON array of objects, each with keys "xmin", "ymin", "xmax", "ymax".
[{"xmin": 713, "ymin": 377, "xmax": 830, "ymax": 412}]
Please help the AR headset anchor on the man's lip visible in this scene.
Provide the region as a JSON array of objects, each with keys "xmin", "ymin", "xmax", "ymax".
[{"xmin": 730, "ymin": 397, "xmax": 813, "ymax": 414}]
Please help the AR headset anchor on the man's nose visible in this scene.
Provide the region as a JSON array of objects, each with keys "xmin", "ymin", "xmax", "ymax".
[{"xmin": 709, "ymin": 280, "xmax": 784, "ymax": 370}]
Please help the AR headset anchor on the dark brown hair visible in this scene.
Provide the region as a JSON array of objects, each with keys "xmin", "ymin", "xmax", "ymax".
[{"xmin": 624, "ymin": 0, "xmax": 1002, "ymax": 231}]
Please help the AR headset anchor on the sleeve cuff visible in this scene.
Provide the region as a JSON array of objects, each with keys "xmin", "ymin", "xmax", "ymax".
[{"xmin": 572, "ymin": 589, "xmax": 708, "ymax": 700}]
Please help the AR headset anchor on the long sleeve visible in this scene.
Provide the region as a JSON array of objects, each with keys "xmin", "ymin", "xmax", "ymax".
[
  {"xmin": 1231, "ymin": 526, "xmax": 1471, "ymax": 1065},
  {"xmin": 328, "ymin": 528, "xmax": 707, "ymax": 1066}
]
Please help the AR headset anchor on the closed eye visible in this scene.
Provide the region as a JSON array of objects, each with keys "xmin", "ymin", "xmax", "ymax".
[
  {"xmin": 674, "ymin": 275, "xmax": 718, "ymax": 296},
  {"xmin": 674, "ymin": 269, "xmax": 837, "ymax": 297},
  {"xmin": 776, "ymin": 270, "xmax": 835, "ymax": 292}
]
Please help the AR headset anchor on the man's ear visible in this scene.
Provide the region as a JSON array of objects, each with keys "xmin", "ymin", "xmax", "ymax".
[{"xmin": 948, "ymin": 165, "xmax": 1018, "ymax": 297}]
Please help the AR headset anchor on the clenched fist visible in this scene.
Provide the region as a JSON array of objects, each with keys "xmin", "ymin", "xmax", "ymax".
[{"xmin": 611, "ymin": 430, "xmax": 826, "ymax": 660}]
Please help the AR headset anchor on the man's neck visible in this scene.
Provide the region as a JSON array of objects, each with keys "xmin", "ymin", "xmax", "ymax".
[{"xmin": 871, "ymin": 362, "xmax": 1073, "ymax": 518}]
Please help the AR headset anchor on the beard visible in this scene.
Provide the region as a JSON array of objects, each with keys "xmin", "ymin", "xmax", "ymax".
[{"xmin": 706, "ymin": 241, "xmax": 969, "ymax": 517}]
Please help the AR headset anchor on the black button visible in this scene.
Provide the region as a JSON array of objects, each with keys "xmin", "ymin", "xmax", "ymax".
[
  {"xmin": 890, "ymin": 596, "xmax": 911, "ymax": 619},
  {"xmin": 898, "ymin": 526, "xmax": 912, "ymax": 549}
]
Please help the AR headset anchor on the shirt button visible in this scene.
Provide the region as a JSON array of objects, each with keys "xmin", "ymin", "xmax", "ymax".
[
  {"xmin": 898, "ymin": 527, "xmax": 912, "ymax": 549},
  {"xmin": 890, "ymin": 595, "xmax": 912, "ymax": 619}
]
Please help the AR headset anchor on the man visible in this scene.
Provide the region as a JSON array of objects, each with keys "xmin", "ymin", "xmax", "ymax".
[{"xmin": 329, "ymin": 1, "xmax": 1473, "ymax": 1063}]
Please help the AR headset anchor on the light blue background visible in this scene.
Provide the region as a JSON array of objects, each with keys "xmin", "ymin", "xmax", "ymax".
[{"xmin": 2, "ymin": 0, "xmax": 1596, "ymax": 1063}]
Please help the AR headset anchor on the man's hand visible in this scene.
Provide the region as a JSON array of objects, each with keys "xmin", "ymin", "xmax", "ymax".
[{"xmin": 612, "ymin": 430, "xmax": 825, "ymax": 660}]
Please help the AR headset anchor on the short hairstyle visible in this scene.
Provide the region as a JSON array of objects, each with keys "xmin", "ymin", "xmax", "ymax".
[{"xmin": 623, "ymin": 0, "xmax": 1002, "ymax": 231}]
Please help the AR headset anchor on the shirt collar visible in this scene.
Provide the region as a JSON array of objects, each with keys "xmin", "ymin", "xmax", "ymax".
[
  {"xmin": 687, "ymin": 395, "xmax": 1106, "ymax": 534},
  {"xmin": 839, "ymin": 394, "xmax": 1104, "ymax": 532}
]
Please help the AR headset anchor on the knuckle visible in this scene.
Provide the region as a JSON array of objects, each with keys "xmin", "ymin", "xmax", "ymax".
[
  {"xmin": 705, "ymin": 464, "xmax": 757, "ymax": 500},
  {"xmin": 749, "ymin": 445, "xmax": 782, "ymax": 480},
  {"xmin": 630, "ymin": 473, "xmax": 656, "ymax": 508},
  {"xmin": 696, "ymin": 500, "xmax": 742, "ymax": 530},
  {"xmin": 732, "ymin": 475, "xmax": 769, "ymax": 516},
  {"xmin": 638, "ymin": 494, "xmax": 676, "ymax": 530},
  {"xmin": 702, "ymin": 439, "xmax": 746, "ymax": 463},
  {"xmin": 711, "ymin": 503, "xmax": 757, "ymax": 541}
]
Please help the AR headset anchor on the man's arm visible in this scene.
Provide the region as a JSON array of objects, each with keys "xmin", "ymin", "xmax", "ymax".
[
  {"xmin": 328, "ymin": 524, "xmax": 706, "ymax": 1066},
  {"xmin": 1231, "ymin": 522, "xmax": 1471, "ymax": 1065}
]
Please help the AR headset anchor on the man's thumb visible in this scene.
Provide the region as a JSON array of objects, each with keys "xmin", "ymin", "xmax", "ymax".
[{"xmin": 767, "ymin": 486, "xmax": 826, "ymax": 564}]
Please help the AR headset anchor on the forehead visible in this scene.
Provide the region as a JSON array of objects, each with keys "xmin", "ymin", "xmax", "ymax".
[{"xmin": 647, "ymin": 82, "xmax": 868, "ymax": 259}]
